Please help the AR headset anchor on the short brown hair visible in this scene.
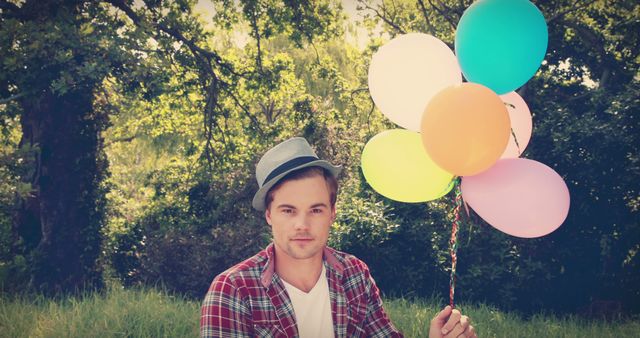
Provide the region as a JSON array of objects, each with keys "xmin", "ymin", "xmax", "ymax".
[{"xmin": 265, "ymin": 166, "xmax": 338, "ymax": 210}]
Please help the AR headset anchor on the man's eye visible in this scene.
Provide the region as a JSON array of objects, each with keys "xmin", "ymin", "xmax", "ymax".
[
  {"xmin": 311, "ymin": 209, "xmax": 323, "ymax": 214},
  {"xmin": 282, "ymin": 209, "xmax": 293, "ymax": 214}
]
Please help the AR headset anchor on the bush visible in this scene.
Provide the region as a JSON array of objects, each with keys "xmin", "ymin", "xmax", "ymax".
[{"xmin": 107, "ymin": 165, "xmax": 269, "ymax": 298}]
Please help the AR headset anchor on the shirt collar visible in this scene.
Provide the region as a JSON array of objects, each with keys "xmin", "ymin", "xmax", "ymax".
[{"xmin": 260, "ymin": 242, "xmax": 345, "ymax": 288}]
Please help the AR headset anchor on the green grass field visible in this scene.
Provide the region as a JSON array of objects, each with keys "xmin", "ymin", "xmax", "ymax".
[{"xmin": 1, "ymin": 287, "xmax": 638, "ymax": 337}]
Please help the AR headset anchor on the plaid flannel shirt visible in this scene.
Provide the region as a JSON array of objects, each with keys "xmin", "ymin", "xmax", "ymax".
[{"xmin": 201, "ymin": 243, "xmax": 403, "ymax": 337}]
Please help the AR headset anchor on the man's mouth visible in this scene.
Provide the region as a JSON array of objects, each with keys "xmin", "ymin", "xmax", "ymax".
[{"xmin": 291, "ymin": 237, "xmax": 314, "ymax": 242}]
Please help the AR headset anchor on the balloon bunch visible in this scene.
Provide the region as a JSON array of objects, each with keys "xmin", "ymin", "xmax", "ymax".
[{"xmin": 361, "ymin": 0, "xmax": 571, "ymax": 305}]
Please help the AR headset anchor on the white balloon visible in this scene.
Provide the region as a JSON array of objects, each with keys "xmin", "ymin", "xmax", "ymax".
[{"xmin": 368, "ymin": 33, "xmax": 462, "ymax": 131}]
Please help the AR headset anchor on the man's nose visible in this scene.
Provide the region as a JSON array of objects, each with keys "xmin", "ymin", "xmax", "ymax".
[{"xmin": 293, "ymin": 213, "xmax": 311, "ymax": 231}]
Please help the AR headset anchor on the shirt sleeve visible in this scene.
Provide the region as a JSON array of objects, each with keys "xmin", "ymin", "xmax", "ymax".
[
  {"xmin": 200, "ymin": 274, "xmax": 252, "ymax": 338},
  {"xmin": 362, "ymin": 264, "xmax": 404, "ymax": 338}
]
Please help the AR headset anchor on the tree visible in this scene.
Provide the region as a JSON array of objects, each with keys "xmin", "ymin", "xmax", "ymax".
[
  {"xmin": 1, "ymin": 0, "xmax": 131, "ymax": 293},
  {"xmin": 0, "ymin": 0, "xmax": 344, "ymax": 294},
  {"xmin": 101, "ymin": 2, "xmax": 383, "ymax": 297}
]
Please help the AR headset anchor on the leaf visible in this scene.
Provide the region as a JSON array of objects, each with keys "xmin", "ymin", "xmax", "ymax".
[{"xmin": 80, "ymin": 23, "xmax": 95, "ymax": 36}]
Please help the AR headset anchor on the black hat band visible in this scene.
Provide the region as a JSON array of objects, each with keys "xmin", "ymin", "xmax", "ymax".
[{"xmin": 263, "ymin": 156, "xmax": 318, "ymax": 186}]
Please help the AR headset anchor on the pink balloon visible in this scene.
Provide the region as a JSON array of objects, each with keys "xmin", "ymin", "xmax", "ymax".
[
  {"xmin": 461, "ymin": 158, "xmax": 570, "ymax": 238},
  {"xmin": 499, "ymin": 91, "xmax": 532, "ymax": 158}
]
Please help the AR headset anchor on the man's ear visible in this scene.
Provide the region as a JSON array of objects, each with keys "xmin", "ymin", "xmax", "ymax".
[
  {"xmin": 331, "ymin": 206, "xmax": 337, "ymax": 222},
  {"xmin": 265, "ymin": 208, "xmax": 272, "ymax": 226}
]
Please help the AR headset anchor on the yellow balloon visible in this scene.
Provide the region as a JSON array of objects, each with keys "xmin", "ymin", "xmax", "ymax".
[
  {"xmin": 361, "ymin": 129, "xmax": 454, "ymax": 202},
  {"xmin": 434, "ymin": 179, "xmax": 456, "ymax": 199}
]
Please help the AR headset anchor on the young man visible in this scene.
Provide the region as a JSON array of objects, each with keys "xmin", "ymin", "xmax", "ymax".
[{"xmin": 201, "ymin": 137, "xmax": 477, "ymax": 338}]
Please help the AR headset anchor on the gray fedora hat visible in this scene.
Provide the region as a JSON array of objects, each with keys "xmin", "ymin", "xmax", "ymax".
[{"xmin": 252, "ymin": 137, "xmax": 341, "ymax": 211}]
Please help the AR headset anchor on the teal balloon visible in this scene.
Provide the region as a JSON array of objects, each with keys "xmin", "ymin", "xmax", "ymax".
[{"xmin": 455, "ymin": 0, "xmax": 548, "ymax": 94}]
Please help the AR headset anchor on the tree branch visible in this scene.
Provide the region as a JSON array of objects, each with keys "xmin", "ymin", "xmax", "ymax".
[
  {"xmin": 310, "ymin": 41, "xmax": 321, "ymax": 64},
  {"xmin": 547, "ymin": 0, "xmax": 598, "ymax": 23},
  {"xmin": 104, "ymin": 135, "xmax": 137, "ymax": 147},
  {"xmin": 362, "ymin": 1, "xmax": 406, "ymax": 34},
  {"xmin": 427, "ymin": 0, "xmax": 458, "ymax": 30},
  {"xmin": 416, "ymin": 0, "xmax": 437, "ymax": 35},
  {"xmin": 105, "ymin": 0, "xmax": 246, "ymax": 166},
  {"xmin": 561, "ymin": 19, "xmax": 612, "ymax": 89},
  {"xmin": 248, "ymin": 6, "xmax": 263, "ymax": 73},
  {"xmin": 350, "ymin": 87, "xmax": 376, "ymax": 137},
  {"xmin": 105, "ymin": 0, "xmax": 236, "ymax": 74},
  {"xmin": 0, "ymin": 92, "xmax": 27, "ymax": 105},
  {"xmin": 222, "ymin": 86, "xmax": 264, "ymax": 136}
]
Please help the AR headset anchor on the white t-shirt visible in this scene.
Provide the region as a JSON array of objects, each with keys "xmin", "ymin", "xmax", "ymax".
[{"xmin": 282, "ymin": 265, "xmax": 335, "ymax": 338}]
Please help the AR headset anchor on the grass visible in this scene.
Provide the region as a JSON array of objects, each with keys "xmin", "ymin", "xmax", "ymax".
[
  {"xmin": 1, "ymin": 287, "xmax": 638, "ymax": 337},
  {"xmin": 0, "ymin": 287, "xmax": 199, "ymax": 338}
]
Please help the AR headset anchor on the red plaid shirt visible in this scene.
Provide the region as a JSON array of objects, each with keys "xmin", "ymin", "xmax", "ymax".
[{"xmin": 201, "ymin": 243, "xmax": 403, "ymax": 337}]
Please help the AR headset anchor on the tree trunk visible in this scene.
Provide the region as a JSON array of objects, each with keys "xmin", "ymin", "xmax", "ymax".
[{"xmin": 13, "ymin": 87, "xmax": 107, "ymax": 294}]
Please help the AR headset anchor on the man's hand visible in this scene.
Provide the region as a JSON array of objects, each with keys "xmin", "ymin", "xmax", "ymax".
[{"xmin": 429, "ymin": 305, "xmax": 477, "ymax": 338}]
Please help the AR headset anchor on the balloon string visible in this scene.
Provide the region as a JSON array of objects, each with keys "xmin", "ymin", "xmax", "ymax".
[
  {"xmin": 504, "ymin": 102, "xmax": 522, "ymax": 156},
  {"xmin": 449, "ymin": 177, "xmax": 462, "ymax": 308},
  {"xmin": 511, "ymin": 127, "xmax": 522, "ymax": 155}
]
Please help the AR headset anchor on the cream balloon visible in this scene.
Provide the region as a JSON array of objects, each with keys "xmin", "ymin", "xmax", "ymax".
[
  {"xmin": 368, "ymin": 33, "xmax": 462, "ymax": 131},
  {"xmin": 499, "ymin": 91, "xmax": 533, "ymax": 158}
]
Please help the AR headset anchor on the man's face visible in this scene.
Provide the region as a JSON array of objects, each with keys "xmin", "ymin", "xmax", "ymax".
[{"xmin": 265, "ymin": 174, "xmax": 336, "ymax": 263}]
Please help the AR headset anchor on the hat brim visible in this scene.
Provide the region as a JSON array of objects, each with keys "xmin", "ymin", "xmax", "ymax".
[{"xmin": 252, "ymin": 160, "xmax": 341, "ymax": 211}]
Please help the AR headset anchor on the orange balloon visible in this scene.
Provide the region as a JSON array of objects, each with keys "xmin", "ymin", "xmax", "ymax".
[{"xmin": 421, "ymin": 83, "xmax": 510, "ymax": 176}]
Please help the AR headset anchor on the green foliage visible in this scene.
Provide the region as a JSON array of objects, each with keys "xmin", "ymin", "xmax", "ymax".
[
  {"xmin": 212, "ymin": 0, "xmax": 345, "ymax": 47},
  {"xmin": 357, "ymin": 0, "xmax": 466, "ymax": 43},
  {"xmin": 333, "ymin": 197, "xmax": 451, "ymax": 299},
  {"xmin": 0, "ymin": 0, "xmax": 161, "ymax": 293},
  {"xmin": 106, "ymin": 161, "xmax": 268, "ymax": 297},
  {"xmin": 1, "ymin": 0, "xmax": 352, "ymax": 296},
  {"xmin": 0, "ymin": 116, "xmax": 24, "ymax": 263},
  {"xmin": 331, "ymin": 192, "xmax": 399, "ymax": 249},
  {"xmin": 100, "ymin": 0, "xmax": 385, "ymax": 298}
]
